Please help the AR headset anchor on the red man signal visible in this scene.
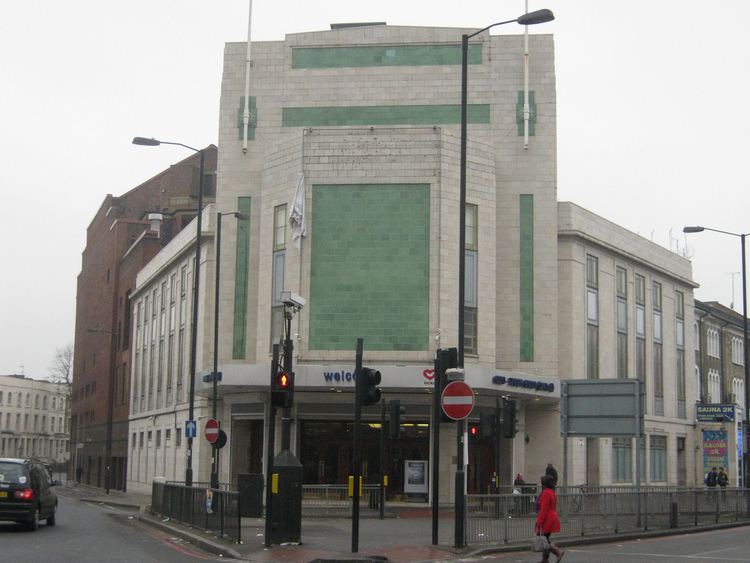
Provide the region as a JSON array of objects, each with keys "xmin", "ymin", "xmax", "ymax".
[{"xmin": 271, "ymin": 370, "xmax": 295, "ymax": 408}]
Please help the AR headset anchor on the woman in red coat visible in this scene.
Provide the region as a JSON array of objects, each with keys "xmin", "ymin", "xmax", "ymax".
[{"xmin": 534, "ymin": 475, "xmax": 565, "ymax": 562}]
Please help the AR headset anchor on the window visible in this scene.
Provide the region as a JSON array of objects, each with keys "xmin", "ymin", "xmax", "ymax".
[
  {"xmin": 676, "ymin": 291, "xmax": 686, "ymax": 418},
  {"xmin": 465, "ymin": 204, "xmax": 478, "ymax": 355},
  {"xmin": 732, "ymin": 337, "xmax": 744, "ymax": 365},
  {"xmin": 612, "ymin": 437, "xmax": 633, "ymax": 482},
  {"xmin": 635, "ymin": 275, "xmax": 646, "ymax": 383},
  {"xmin": 177, "ymin": 264, "xmax": 187, "ymax": 402},
  {"xmin": 139, "ymin": 432, "xmax": 144, "ymax": 448},
  {"xmin": 123, "ymin": 290, "xmax": 132, "ymax": 350},
  {"xmin": 176, "ymin": 428, "xmax": 182, "ymax": 447},
  {"xmin": 616, "ymin": 267, "xmax": 628, "ymax": 378},
  {"xmin": 132, "ymin": 432, "xmax": 136, "ymax": 450},
  {"xmin": 694, "ymin": 322, "xmax": 700, "ymax": 352},
  {"xmin": 708, "ymin": 369, "xmax": 721, "ymax": 403},
  {"xmin": 653, "ymin": 282, "xmax": 663, "ymax": 415},
  {"xmin": 156, "ymin": 429, "xmax": 161, "ymax": 448},
  {"xmin": 649, "ymin": 435, "xmax": 667, "ymax": 482},
  {"xmin": 167, "ymin": 273, "xmax": 176, "ymax": 406},
  {"xmin": 707, "ymin": 328, "xmax": 720, "ymax": 358},
  {"xmin": 270, "ymin": 204, "xmax": 287, "ymax": 349},
  {"xmin": 733, "ymin": 377, "xmax": 745, "ymax": 411},
  {"xmin": 586, "ymin": 255, "xmax": 599, "ymax": 379}
]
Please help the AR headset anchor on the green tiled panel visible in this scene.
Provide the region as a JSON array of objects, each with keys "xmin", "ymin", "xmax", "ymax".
[
  {"xmin": 237, "ymin": 96, "xmax": 257, "ymax": 140},
  {"xmin": 516, "ymin": 91, "xmax": 536, "ymax": 136},
  {"xmin": 292, "ymin": 44, "xmax": 482, "ymax": 68},
  {"xmin": 310, "ymin": 184, "xmax": 430, "ymax": 351},
  {"xmin": 282, "ymin": 104, "xmax": 490, "ymax": 127},
  {"xmin": 232, "ymin": 197, "xmax": 251, "ymax": 359},
  {"xmin": 519, "ymin": 195, "xmax": 534, "ymax": 362}
]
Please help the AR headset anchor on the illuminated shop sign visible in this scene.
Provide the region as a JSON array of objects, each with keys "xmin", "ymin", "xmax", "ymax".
[
  {"xmin": 491, "ymin": 375, "xmax": 554, "ymax": 393},
  {"xmin": 696, "ymin": 404, "xmax": 735, "ymax": 422}
]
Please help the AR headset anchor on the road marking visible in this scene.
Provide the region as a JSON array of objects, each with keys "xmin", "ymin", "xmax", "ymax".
[{"xmin": 567, "ymin": 548, "xmax": 749, "ymax": 560}]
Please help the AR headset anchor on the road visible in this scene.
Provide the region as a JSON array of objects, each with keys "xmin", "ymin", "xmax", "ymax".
[
  {"xmin": 0, "ymin": 489, "xmax": 223, "ymax": 563},
  {"xmin": 455, "ymin": 526, "xmax": 750, "ymax": 562}
]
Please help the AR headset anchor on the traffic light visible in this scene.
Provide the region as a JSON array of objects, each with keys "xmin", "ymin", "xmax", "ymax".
[
  {"xmin": 436, "ymin": 348, "xmax": 458, "ymax": 422},
  {"xmin": 502, "ymin": 398, "xmax": 517, "ymax": 439},
  {"xmin": 271, "ymin": 370, "xmax": 294, "ymax": 408},
  {"xmin": 480, "ymin": 412, "xmax": 496, "ymax": 442},
  {"xmin": 389, "ymin": 400, "xmax": 405, "ymax": 440},
  {"xmin": 360, "ymin": 367, "xmax": 382, "ymax": 406},
  {"xmin": 469, "ymin": 424, "xmax": 479, "ymax": 442}
]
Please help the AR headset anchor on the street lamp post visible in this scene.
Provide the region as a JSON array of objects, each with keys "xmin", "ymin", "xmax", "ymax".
[
  {"xmin": 133, "ymin": 136, "xmax": 205, "ymax": 487},
  {"xmin": 210, "ymin": 210, "xmax": 246, "ymax": 489},
  {"xmin": 456, "ymin": 8, "xmax": 554, "ymax": 548},
  {"xmin": 684, "ymin": 225, "xmax": 750, "ymax": 487},
  {"xmin": 86, "ymin": 328, "xmax": 117, "ymax": 494}
]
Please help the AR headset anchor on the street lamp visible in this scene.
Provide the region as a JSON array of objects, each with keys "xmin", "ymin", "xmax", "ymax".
[
  {"xmin": 455, "ymin": 9, "xmax": 554, "ymax": 549},
  {"xmin": 86, "ymin": 327, "xmax": 118, "ymax": 495},
  {"xmin": 684, "ymin": 225, "xmax": 750, "ymax": 487},
  {"xmin": 210, "ymin": 210, "xmax": 247, "ymax": 489},
  {"xmin": 133, "ymin": 136, "xmax": 206, "ymax": 487}
]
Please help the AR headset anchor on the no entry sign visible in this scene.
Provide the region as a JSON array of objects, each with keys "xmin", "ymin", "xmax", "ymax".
[
  {"xmin": 205, "ymin": 418, "xmax": 220, "ymax": 444},
  {"xmin": 441, "ymin": 381, "xmax": 475, "ymax": 420}
]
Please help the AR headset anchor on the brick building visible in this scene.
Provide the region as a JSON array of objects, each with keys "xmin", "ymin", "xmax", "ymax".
[{"xmin": 72, "ymin": 146, "xmax": 216, "ymax": 491}]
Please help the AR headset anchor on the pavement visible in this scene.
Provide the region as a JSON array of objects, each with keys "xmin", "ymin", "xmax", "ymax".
[{"xmin": 60, "ymin": 483, "xmax": 750, "ymax": 563}]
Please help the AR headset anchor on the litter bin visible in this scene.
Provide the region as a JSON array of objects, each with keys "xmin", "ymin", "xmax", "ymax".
[{"xmin": 238, "ymin": 473, "xmax": 264, "ymax": 517}]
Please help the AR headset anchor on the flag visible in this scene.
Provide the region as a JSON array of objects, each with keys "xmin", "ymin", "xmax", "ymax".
[{"xmin": 289, "ymin": 172, "xmax": 306, "ymax": 249}]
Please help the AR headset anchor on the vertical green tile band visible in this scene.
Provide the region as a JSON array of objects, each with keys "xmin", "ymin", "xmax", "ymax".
[
  {"xmin": 310, "ymin": 184, "xmax": 430, "ymax": 351},
  {"xmin": 232, "ymin": 197, "xmax": 251, "ymax": 359},
  {"xmin": 519, "ymin": 194, "xmax": 534, "ymax": 361},
  {"xmin": 292, "ymin": 43, "xmax": 482, "ymax": 68},
  {"xmin": 282, "ymin": 104, "xmax": 490, "ymax": 127},
  {"xmin": 516, "ymin": 91, "xmax": 536, "ymax": 136}
]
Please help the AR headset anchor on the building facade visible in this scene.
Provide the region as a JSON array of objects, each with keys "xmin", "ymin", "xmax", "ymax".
[
  {"xmin": 694, "ymin": 300, "xmax": 747, "ymax": 487},
  {"xmin": 0, "ymin": 375, "xmax": 69, "ymax": 465},
  {"xmin": 558, "ymin": 203, "xmax": 698, "ymax": 488},
  {"xmin": 72, "ymin": 147, "xmax": 216, "ymax": 491}
]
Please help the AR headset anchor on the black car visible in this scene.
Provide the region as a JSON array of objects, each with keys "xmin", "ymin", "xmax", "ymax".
[{"xmin": 0, "ymin": 458, "xmax": 59, "ymax": 530}]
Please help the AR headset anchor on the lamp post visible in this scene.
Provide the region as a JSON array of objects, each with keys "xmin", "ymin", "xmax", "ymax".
[
  {"xmin": 210, "ymin": 210, "xmax": 246, "ymax": 489},
  {"xmin": 456, "ymin": 8, "xmax": 554, "ymax": 548},
  {"xmin": 86, "ymin": 328, "xmax": 117, "ymax": 494},
  {"xmin": 684, "ymin": 225, "xmax": 750, "ymax": 487},
  {"xmin": 133, "ymin": 136, "xmax": 205, "ymax": 487}
]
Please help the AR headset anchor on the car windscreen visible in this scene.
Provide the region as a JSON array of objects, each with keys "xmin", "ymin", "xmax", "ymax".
[{"xmin": 0, "ymin": 462, "xmax": 28, "ymax": 485}]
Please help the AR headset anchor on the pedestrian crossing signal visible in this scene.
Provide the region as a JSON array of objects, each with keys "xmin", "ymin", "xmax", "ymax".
[{"xmin": 271, "ymin": 370, "xmax": 294, "ymax": 408}]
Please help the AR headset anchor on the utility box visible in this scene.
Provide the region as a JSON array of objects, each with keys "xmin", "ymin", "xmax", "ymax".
[
  {"xmin": 269, "ymin": 450, "xmax": 303, "ymax": 544},
  {"xmin": 238, "ymin": 473, "xmax": 264, "ymax": 517}
]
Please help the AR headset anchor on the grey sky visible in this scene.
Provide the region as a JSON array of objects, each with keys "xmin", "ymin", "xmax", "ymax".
[{"xmin": 2, "ymin": 1, "xmax": 748, "ymax": 379}]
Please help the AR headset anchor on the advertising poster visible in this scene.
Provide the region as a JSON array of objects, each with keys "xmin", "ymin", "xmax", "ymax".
[
  {"xmin": 702, "ymin": 429, "xmax": 729, "ymax": 476},
  {"xmin": 403, "ymin": 460, "xmax": 428, "ymax": 494}
]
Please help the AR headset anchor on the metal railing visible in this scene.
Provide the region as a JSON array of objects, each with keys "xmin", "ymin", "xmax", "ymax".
[
  {"xmin": 466, "ymin": 487, "xmax": 750, "ymax": 546},
  {"xmin": 301, "ymin": 484, "xmax": 382, "ymax": 517},
  {"xmin": 151, "ymin": 482, "xmax": 242, "ymax": 543}
]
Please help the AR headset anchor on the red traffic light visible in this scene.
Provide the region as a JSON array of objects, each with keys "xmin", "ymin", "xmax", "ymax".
[
  {"xmin": 470, "ymin": 425, "xmax": 478, "ymax": 437},
  {"xmin": 279, "ymin": 372, "xmax": 289, "ymax": 388}
]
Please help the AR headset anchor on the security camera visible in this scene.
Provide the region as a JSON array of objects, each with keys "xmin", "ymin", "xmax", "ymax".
[{"xmin": 280, "ymin": 291, "xmax": 305, "ymax": 309}]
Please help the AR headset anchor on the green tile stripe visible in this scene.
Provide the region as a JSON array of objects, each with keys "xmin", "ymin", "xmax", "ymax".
[
  {"xmin": 516, "ymin": 91, "xmax": 536, "ymax": 136},
  {"xmin": 292, "ymin": 44, "xmax": 482, "ymax": 69},
  {"xmin": 237, "ymin": 96, "xmax": 257, "ymax": 140},
  {"xmin": 310, "ymin": 184, "xmax": 430, "ymax": 351},
  {"xmin": 232, "ymin": 197, "xmax": 251, "ymax": 359},
  {"xmin": 282, "ymin": 104, "xmax": 490, "ymax": 127},
  {"xmin": 519, "ymin": 195, "xmax": 534, "ymax": 362}
]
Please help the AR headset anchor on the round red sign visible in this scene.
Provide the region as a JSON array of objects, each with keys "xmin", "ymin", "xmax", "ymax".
[
  {"xmin": 205, "ymin": 418, "xmax": 220, "ymax": 443},
  {"xmin": 441, "ymin": 381, "xmax": 475, "ymax": 420}
]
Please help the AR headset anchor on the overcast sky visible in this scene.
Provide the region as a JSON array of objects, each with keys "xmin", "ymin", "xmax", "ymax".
[{"xmin": 2, "ymin": 0, "xmax": 749, "ymax": 379}]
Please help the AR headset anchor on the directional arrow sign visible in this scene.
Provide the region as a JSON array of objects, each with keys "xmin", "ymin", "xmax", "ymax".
[
  {"xmin": 185, "ymin": 420, "xmax": 197, "ymax": 439},
  {"xmin": 441, "ymin": 381, "xmax": 475, "ymax": 420},
  {"xmin": 205, "ymin": 418, "xmax": 220, "ymax": 444}
]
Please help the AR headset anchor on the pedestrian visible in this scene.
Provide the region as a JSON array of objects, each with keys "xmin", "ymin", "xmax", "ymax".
[
  {"xmin": 717, "ymin": 467, "xmax": 729, "ymax": 488},
  {"xmin": 535, "ymin": 474, "xmax": 565, "ymax": 563},
  {"xmin": 545, "ymin": 462, "xmax": 558, "ymax": 487},
  {"xmin": 705, "ymin": 467, "xmax": 718, "ymax": 488}
]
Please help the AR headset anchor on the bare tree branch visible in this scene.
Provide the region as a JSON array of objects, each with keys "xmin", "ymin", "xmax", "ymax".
[{"xmin": 48, "ymin": 344, "xmax": 73, "ymax": 387}]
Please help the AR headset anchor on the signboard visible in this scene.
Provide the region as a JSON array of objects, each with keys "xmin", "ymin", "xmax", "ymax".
[
  {"xmin": 702, "ymin": 429, "xmax": 729, "ymax": 477},
  {"xmin": 441, "ymin": 381, "xmax": 475, "ymax": 420},
  {"xmin": 185, "ymin": 420, "xmax": 197, "ymax": 439},
  {"xmin": 561, "ymin": 379, "xmax": 643, "ymax": 437},
  {"xmin": 697, "ymin": 404, "xmax": 735, "ymax": 422},
  {"xmin": 205, "ymin": 418, "xmax": 219, "ymax": 444},
  {"xmin": 403, "ymin": 460, "xmax": 428, "ymax": 495}
]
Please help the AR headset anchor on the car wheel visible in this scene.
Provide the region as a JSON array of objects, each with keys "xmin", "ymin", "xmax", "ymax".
[
  {"xmin": 28, "ymin": 507, "xmax": 39, "ymax": 531},
  {"xmin": 46, "ymin": 506, "xmax": 56, "ymax": 526}
]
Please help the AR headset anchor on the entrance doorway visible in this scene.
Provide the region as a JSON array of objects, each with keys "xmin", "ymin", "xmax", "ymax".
[{"xmin": 230, "ymin": 419, "xmax": 264, "ymax": 486}]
